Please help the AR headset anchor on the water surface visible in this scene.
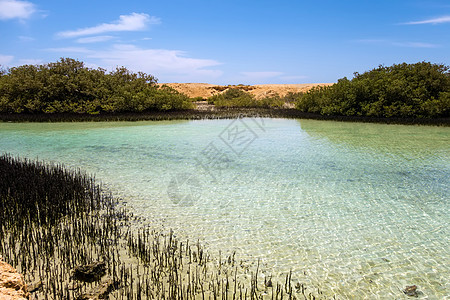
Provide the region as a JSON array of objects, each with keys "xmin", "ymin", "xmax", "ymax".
[{"xmin": 0, "ymin": 118, "xmax": 448, "ymax": 298}]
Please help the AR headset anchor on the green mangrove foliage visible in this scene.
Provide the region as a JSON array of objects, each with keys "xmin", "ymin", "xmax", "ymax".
[
  {"xmin": 295, "ymin": 62, "xmax": 450, "ymax": 118},
  {"xmin": 0, "ymin": 58, "xmax": 193, "ymax": 114},
  {"xmin": 208, "ymin": 88, "xmax": 285, "ymax": 108}
]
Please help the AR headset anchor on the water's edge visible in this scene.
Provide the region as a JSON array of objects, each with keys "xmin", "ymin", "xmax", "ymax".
[
  {"xmin": 0, "ymin": 118, "xmax": 448, "ymax": 298},
  {"xmin": 1, "ymin": 108, "xmax": 449, "ymax": 126}
]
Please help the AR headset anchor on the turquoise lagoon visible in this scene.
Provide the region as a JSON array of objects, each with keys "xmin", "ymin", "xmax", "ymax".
[{"xmin": 0, "ymin": 118, "xmax": 448, "ymax": 298}]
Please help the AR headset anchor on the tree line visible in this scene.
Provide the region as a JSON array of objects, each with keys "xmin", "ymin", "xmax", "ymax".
[
  {"xmin": 207, "ymin": 87, "xmax": 288, "ymax": 108},
  {"xmin": 206, "ymin": 62, "xmax": 449, "ymax": 119},
  {"xmin": 1, "ymin": 59, "xmax": 448, "ymax": 119},
  {"xmin": 0, "ymin": 58, "xmax": 193, "ymax": 114},
  {"xmin": 295, "ymin": 62, "xmax": 449, "ymax": 118}
]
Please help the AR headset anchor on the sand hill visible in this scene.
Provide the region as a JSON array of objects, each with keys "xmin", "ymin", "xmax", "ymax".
[{"xmin": 159, "ymin": 83, "xmax": 333, "ymax": 99}]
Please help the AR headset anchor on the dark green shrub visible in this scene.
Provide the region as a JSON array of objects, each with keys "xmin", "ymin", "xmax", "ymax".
[
  {"xmin": 296, "ymin": 62, "xmax": 450, "ymax": 118},
  {"xmin": 190, "ymin": 96, "xmax": 204, "ymax": 102},
  {"xmin": 208, "ymin": 88, "xmax": 256, "ymax": 107},
  {"xmin": 208, "ymin": 88, "xmax": 285, "ymax": 108},
  {"xmin": 0, "ymin": 58, "xmax": 192, "ymax": 114},
  {"xmin": 283, "ymin": 92, "xmax": 304, "ymax": 104}
]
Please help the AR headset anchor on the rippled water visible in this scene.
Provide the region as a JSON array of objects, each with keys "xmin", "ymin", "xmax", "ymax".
[{"xmin": 0, "ymin": 118, "xmax": 449, "ymax": 298}]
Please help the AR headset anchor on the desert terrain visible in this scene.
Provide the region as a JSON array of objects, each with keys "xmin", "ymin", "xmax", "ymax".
[{"xmin": 159, "ymin": 83, "xmax": 333, "ymax": 99}]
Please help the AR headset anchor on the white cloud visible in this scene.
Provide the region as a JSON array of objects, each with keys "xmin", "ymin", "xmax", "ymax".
[
  {"xmin": 241, "ymin": 71, "xmax": 284, "ymax": 79},
  {"xmin": 89, "ymin": 44, "xmax": 222, "ymax": 80},
  {"xmin": 44, "ymin": 44, "xmax": 222, "ymax": 81},
  {"xmin": 404, "ymin": 16, "xmax": 450, "ymax": 25},
  {"xmin": 45, "ymin": 47, "xmax": 92, "ymax": 54},
  {"xmin": 0, "ymin": 0, "xmax": 35, "ymax": 20},
  {"xmin": 19, "ymin": 35, "xmax": 35, "ymax": 41},
  {"xmin": 18, "ymin": 58, "xmax": 42, "ymax": 65},
  {"xmin": 57, "ymin": 13, "xmax": 160, "ymax": 38},
  {"xmin": 0, "ymin": 54, "xmax": 14, "ymax": 65},
  {"xmin": 238, "ymin": 72, "xmax": 309, "ymax": 84},
  {"xmin": 237, "ymin": 71, "xmax": 285, "ymax": 84},
  {"xmin": 356, "ymin": 39, "xmax": 387, "ymax": 44},
  {"xmin": 280, "ymin": 75, "xmax": 308, "ymax": 81},
  {"xmin": 356, "ymin": 39, "xmax": 439, "ymax": 48},
  {"xmin": 392, "ymin": 42, "xmax": 439, "ymax": 48},
  {"xmin": 76, "ymin": 35, "xmax": 114, "ymax": 43}
]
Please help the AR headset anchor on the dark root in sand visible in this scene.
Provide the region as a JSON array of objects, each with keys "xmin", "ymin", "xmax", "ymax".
[{"xmin": 0, "ymin": 154, "xmax": 329, "ymax": 299}]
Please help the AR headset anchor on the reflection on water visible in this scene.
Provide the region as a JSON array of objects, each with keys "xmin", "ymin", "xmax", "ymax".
[{"xmin": 0, "ymin": 118, "xmax": 449, "ymax": 298}]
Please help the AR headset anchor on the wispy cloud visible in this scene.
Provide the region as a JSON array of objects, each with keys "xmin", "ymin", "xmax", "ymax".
[
  {"xmin": 280, "ymin": 75, "xmax": 308, "ymax": 81},
  {"xmin": 392, "ymin": 41, "xmax": 439, "ymax": 48},
  {"xmin": 0, "ymin": 0, "xmax": 36, "ymax": 20},
  {"xmin": 44, "ymin": 44, "xmax": 222, "ymax": 81},
  {"xmin": 18, "ymin": 58, "xmax": 42, "ymax": 65},
  {"xmin": 57, "ymin": 13, "xmax": 160, "ymax": 38},
  {"xmin": 45, "ymin": 47, "xmax": 92, "ymax": 53},
  {"xmin": 0, "ymin": 54, "xmax": 14, "ymax": 65},
  {"xmin": 357, "ymin": 39, "xmax": 387, "ymax": 44},
  {"xmin": 237, "ymin": 71, "xmax": 286, "ymax": 84},
  {"xmin": 241, "ymin": 71, "xmax": 283, "ymax": 79},
  {"xmin": 91, "ymin": 44, "xmax": 222, "ymax": 80},
  {"xmin": 238, "ymin": 72, "xmax": 308, "ymax": 84},
  {"xmin": 356, "ymin": 39, "xmax": 439, "ymax": 48},
  {"xmin": 403, "ymin": 15, "xmax": 450, "ymax": 25},
  {"xmin": 76, "ymin": 35, "xmax": 115, "ymax": 44},
  {"xmin": 19, "ymin": 35, "xmax": 35, "ymax": 42},
  {"xmin": 0, "ymin": 55, "xmax": 43, "ymax": 67}
]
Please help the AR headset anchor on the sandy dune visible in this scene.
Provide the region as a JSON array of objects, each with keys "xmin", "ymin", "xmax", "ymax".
[{"xmin": 159, "ymin": 83, "xmax": 333, "ymax": 99}]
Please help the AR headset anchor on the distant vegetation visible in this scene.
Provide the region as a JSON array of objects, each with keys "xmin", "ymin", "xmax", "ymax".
[
  {"xmin": 207, "ymin": 62, "xmax": 450, "ymax": 119},
  {"xmin": 295, "ymin": 62, "xmax": 449, "ymax": 118},
  {"xmin": 1, "ymin": 60, "xmax": 448, "ymax": 121},
  {"xmin": 211, "ymin": 84, "xmax": 255, "ymax": 92},
  {"xmin": 0, "ymin": 58, "xmax": 193, "ymax": 114},
  {"xmin": 207, "ymin": 88, "xmax": 287, "ymax": 108}
]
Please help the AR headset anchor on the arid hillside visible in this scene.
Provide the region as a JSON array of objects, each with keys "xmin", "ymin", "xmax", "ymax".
[{"xmin": 159, "ymin": 83, "xmax": 333, "ymax": 99}]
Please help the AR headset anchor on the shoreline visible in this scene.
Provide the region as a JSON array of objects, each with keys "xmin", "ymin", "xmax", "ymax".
[
  {"xmin": 0, "ymin": 155, "xmax": 328, "ymax": 299},
  {"xmin": 1, "ymin": 108, "xmax": 449, "ymax": 126}
]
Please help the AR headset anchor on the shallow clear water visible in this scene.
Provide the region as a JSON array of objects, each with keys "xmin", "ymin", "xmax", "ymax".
[{"xmin": 0, "ymin": 118, "xmax": 449, "ymax": 298}]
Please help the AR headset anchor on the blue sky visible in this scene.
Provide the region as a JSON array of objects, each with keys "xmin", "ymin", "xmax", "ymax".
[{"xmin": 0, "ymin": 0, "xmax": 449, "ymax": 84}]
